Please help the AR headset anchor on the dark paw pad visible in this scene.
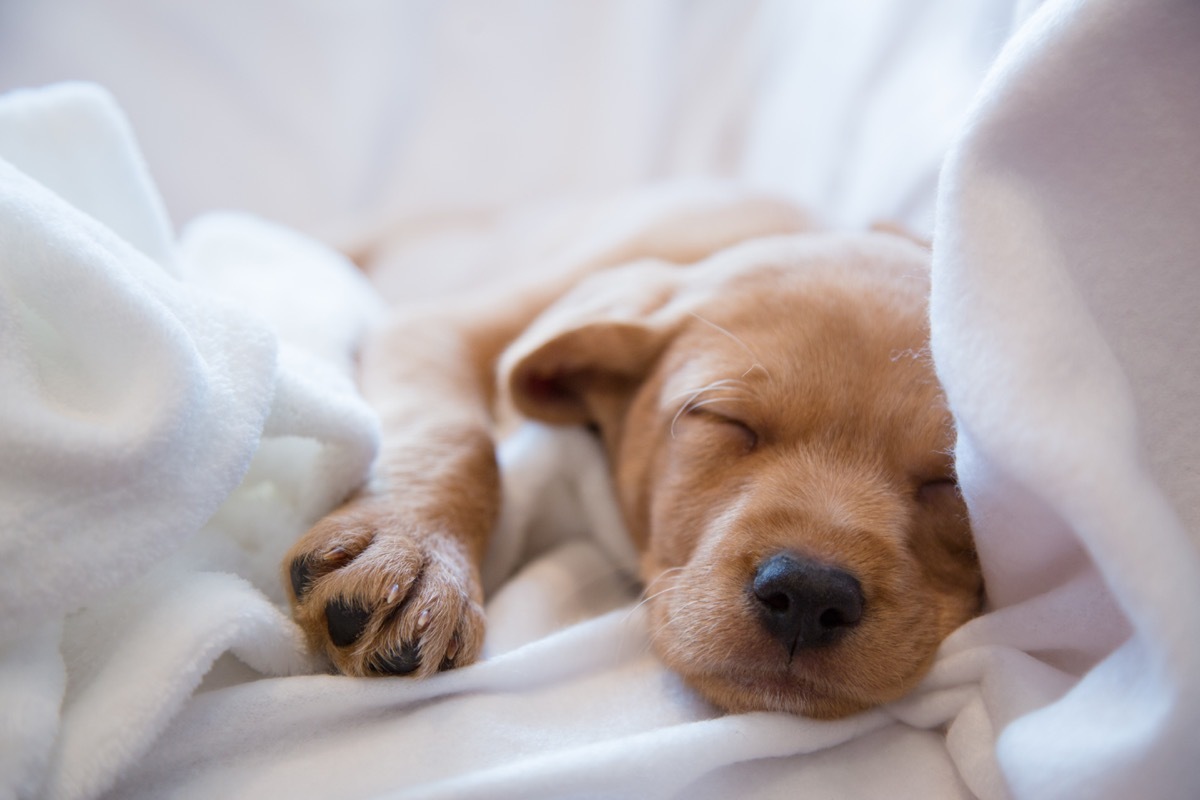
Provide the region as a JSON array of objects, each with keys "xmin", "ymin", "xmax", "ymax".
[
  {"xmin": 373, "ymin": 642, "xmax": 421, "ymax": 676},
  {"xmin": 325, "ymin": 598, "xmax": 372, "ymax": 648},
  {"xmin": 290, "ymin": 555, "xmax": 316, "ymax": 601}
]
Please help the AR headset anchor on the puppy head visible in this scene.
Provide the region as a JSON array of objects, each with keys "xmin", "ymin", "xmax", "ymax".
[{"xmin": 504, "ymin": 233, "xmax": 982, "ymax": 719}]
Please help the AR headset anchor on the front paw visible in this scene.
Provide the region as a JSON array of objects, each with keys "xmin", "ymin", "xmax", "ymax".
[{"xmin": 283, "ymin": 502, "xmax": 485, "ymax": 677}]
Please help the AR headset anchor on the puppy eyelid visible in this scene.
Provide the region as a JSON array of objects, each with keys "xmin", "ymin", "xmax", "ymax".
[
  {"xmin": 687, "ymin": 406, "xmax": 759, "ymax": 451},
  {"xmin": 916, "ymin": 477, "xmax": 958, "ymax": 503}
]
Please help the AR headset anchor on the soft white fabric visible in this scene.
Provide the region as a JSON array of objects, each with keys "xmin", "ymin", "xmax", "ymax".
[
  {"xmin": 0, "ymin": 1, "xmax": 1197, "ymax": 799},
  {"xmin": 0, "ymin": 86, "xmax": 274, "ymax": 644},
  {"xmin": 0, "ymin": 0, "xmax": 1011, "ymax": 249},
  {"xmin": 930, "ymin": 1, "xmax": 1200, "ymax": 797},
  {"xmin": 0, "ymin": 84, "xmax": 379, "ymax": 799}
]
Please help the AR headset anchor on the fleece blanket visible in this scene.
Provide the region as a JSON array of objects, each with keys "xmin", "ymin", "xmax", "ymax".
[
  {"xmin": 0, "ymin": 84, "xmax": 382, "ymax": 799},
  {"xmin": 0, "ymin": 1, "xmax": 1197, "ymax": 799}
]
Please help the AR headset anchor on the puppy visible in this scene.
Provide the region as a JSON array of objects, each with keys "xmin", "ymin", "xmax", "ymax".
[{"xmin": 282, "ymin": 194, "xmax": 983, "ymax": 719}]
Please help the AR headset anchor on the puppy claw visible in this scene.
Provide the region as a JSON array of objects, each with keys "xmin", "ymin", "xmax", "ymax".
[
  {"xmin": 325, "ymin": 545, "xmax": 353, "ymax": 565},
  {"xmin": 325, "ymin": 598, "xmax": 372, "ymax": 648},
  {"xmin": 375, "ymin": 643, "xmax": 422, "ymax": 676},
  {"xmin": 415, "ymin": 607, "xmax": 432, "ymax": 633},
  {"xmin": 385, "ymin": 582, "xmax": 402, "ymax": 604},
  {"xmin": 289, "ymin": 555, "xmax": 316, "ymax": 601}
]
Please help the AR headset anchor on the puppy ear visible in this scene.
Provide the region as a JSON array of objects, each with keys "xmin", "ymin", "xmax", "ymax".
[
  {"xmin": 506, "ymin": 322, "xmax": 668, "ymax": 425},
  {"xmin": 501, "ymin": 262, "xmax": 684, "ymax": 425}
]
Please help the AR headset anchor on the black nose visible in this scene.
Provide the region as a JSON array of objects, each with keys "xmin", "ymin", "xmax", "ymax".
[{"xmin": 751, "ymin": 552, "xmax": 863, "ymax": 651}]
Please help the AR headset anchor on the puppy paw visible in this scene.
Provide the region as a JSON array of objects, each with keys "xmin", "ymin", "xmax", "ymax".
[{"xmin": 283, "ymin": 501, "xmax": 485, "ymax": 677}]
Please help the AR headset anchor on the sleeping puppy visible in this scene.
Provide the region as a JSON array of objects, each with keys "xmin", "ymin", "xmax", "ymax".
[{"xmin": 282, "ymin": 194, "xmax": 983, "ymax": 719}]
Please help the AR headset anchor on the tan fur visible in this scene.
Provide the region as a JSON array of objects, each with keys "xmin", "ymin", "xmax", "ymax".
[{"xmin": 282, "ymin": 195, "xmax": 982, "ymax": 717}]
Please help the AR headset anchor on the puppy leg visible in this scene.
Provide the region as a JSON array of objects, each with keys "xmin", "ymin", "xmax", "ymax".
[
  {"xmin": 283, "ymin": 308, "xmax": 510, "ymax": 677},
  {"xmin": 283, "ymin": 190, "xmax": 812, "ymax": 677}
]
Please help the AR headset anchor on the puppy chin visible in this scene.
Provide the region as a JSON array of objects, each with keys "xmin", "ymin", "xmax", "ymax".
[
  {"xmin": 680, "ymin": 667, "xmax": 875, "ymax": 720},
  {"xmin": 650, "ymin": 623, "xmax": 916, "ymax": 719}
]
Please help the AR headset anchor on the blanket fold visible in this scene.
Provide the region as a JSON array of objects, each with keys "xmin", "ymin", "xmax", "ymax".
[
  {"xmin": 1, "ymin": 0, "xmax": 1198, "ymax": 796},
  {"xmin": 0, "ymin": 83, "xmax": 380, "ymax": 800},
  {"xmin": 0, "ymin": 84, "xmax": 277, "ymax": 645},
  {"xmin": 931, "ymin": 1, "xmax": 1200, "ymax": 797}
]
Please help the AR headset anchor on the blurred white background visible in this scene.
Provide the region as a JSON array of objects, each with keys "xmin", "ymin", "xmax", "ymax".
[{"xmin": 0, "ymin": 1, "xmax": 1021, "ymax": 254}]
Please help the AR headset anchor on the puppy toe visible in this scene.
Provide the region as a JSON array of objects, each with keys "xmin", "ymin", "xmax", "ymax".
[
  {"xmin": 325, "ymin": 598, "xmax": 372, "ymax": 648},
  {"xmin": 290, "ymin": 555, "xmax": 317, "ymax": 601},
  {"xmin": 373, "ymin": 642, "xmax": 422, "ymax": 676}
]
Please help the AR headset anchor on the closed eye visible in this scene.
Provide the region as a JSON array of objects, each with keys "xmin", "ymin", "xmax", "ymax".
[
  {"xmin": 916, "ymin": 477, "xmax": 959, "ymax": 504},
  {"xmin": 686, "ymin": 406, "xmax": 759, "ymax": 452}
]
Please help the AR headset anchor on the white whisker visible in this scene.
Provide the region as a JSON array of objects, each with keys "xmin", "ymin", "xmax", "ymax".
[
  {"xmin": 643, "ymin": 565, "xmax": 687, "ymax": 589},
  {"xmin": 742, "ymin": 363, "xmax": 768, "ymax": 379},
  {"xmin": 689, "ymin": 312, "xmax": 771, "ymax": 378},
  {"xmin": 665, "ymin": 378, "xmax": 744, "ymax": 405},
  {"xmin": 684, "ymin": 397, "xmax": 737, "ymax": 414},
  {"xmin": 670, "ymin": 391, "xmax": 743, "ymax": 438},
  {"xmin": 644, "ymin": 599, "xmax": 702, "ymax": 651},
  {"xmin": 624, "ymin": 585, "xmax": 682, "ymax": 622}
]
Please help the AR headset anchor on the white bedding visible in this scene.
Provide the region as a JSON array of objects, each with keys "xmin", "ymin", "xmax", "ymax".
[{"xmin": 1, "ymin": 1, "xmax": 1197, "ymax": 799}]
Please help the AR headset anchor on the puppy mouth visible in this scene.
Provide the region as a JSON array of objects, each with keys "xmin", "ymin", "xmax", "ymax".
[
  {"xmin": 682, "ymin": 659, "xmax": 864, "ymax": 718},
  {"xmin": 646, "ymin": 587, "xmax": 887, "ymax": 717},
  {"xmin": 641, "ymin": 546, "xmax": 925, "ymax": 717},
  {"xmin": 725, "ymin": 666, "xmax": 833, "ymax": 700},
  {"xmin": 649, "ymin": 604, "xmax": 865, "ymax": 715}
]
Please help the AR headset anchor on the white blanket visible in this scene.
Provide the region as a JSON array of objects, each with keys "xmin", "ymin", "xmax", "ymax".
[
  {"xmin": 0, "ymin": 1, "xmax": 1197, "ymax": 799},
  {"xmin": 931, "ymin": 1, "xmax": 1200, "ymax": 796},
  {"xmin": 0, "ymin": 85, "xmax": 380, "ymax": 799}
]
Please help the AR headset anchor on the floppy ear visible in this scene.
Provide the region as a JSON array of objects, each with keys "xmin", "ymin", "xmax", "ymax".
[{"xmin": 500, "ymin": 261, "xmax": 685, "ymax": 425}]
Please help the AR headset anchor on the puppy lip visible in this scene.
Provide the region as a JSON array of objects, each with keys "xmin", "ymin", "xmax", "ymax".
[
  {"xmin": 698, "ymin": 665, "xmax": 843, "ymax": 711},
  {"xmin": 651, "ymin": 584, "xmax": 860, "ymax": 704},
  {"xmin": 695, "ymin": 652, "xmax": 842, "ymax": 695}
]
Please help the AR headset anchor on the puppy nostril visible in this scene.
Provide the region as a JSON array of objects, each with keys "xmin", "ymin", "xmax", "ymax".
[
  {"xmin": 757, "ymin": 590, "xmax": 791, "ymax": 614},
  {"xmin": 752, "ymin": 552, "xmax": 863, "ymax": 650},
  {"xmin": 819, "ymin": 607, "xmax": 850, "ymax": 629}
]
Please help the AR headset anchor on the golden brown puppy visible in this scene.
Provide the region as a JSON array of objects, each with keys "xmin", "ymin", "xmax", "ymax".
[{"xmin": 283, "ymin": 195, "xmax": 982, "ymax": 719}]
